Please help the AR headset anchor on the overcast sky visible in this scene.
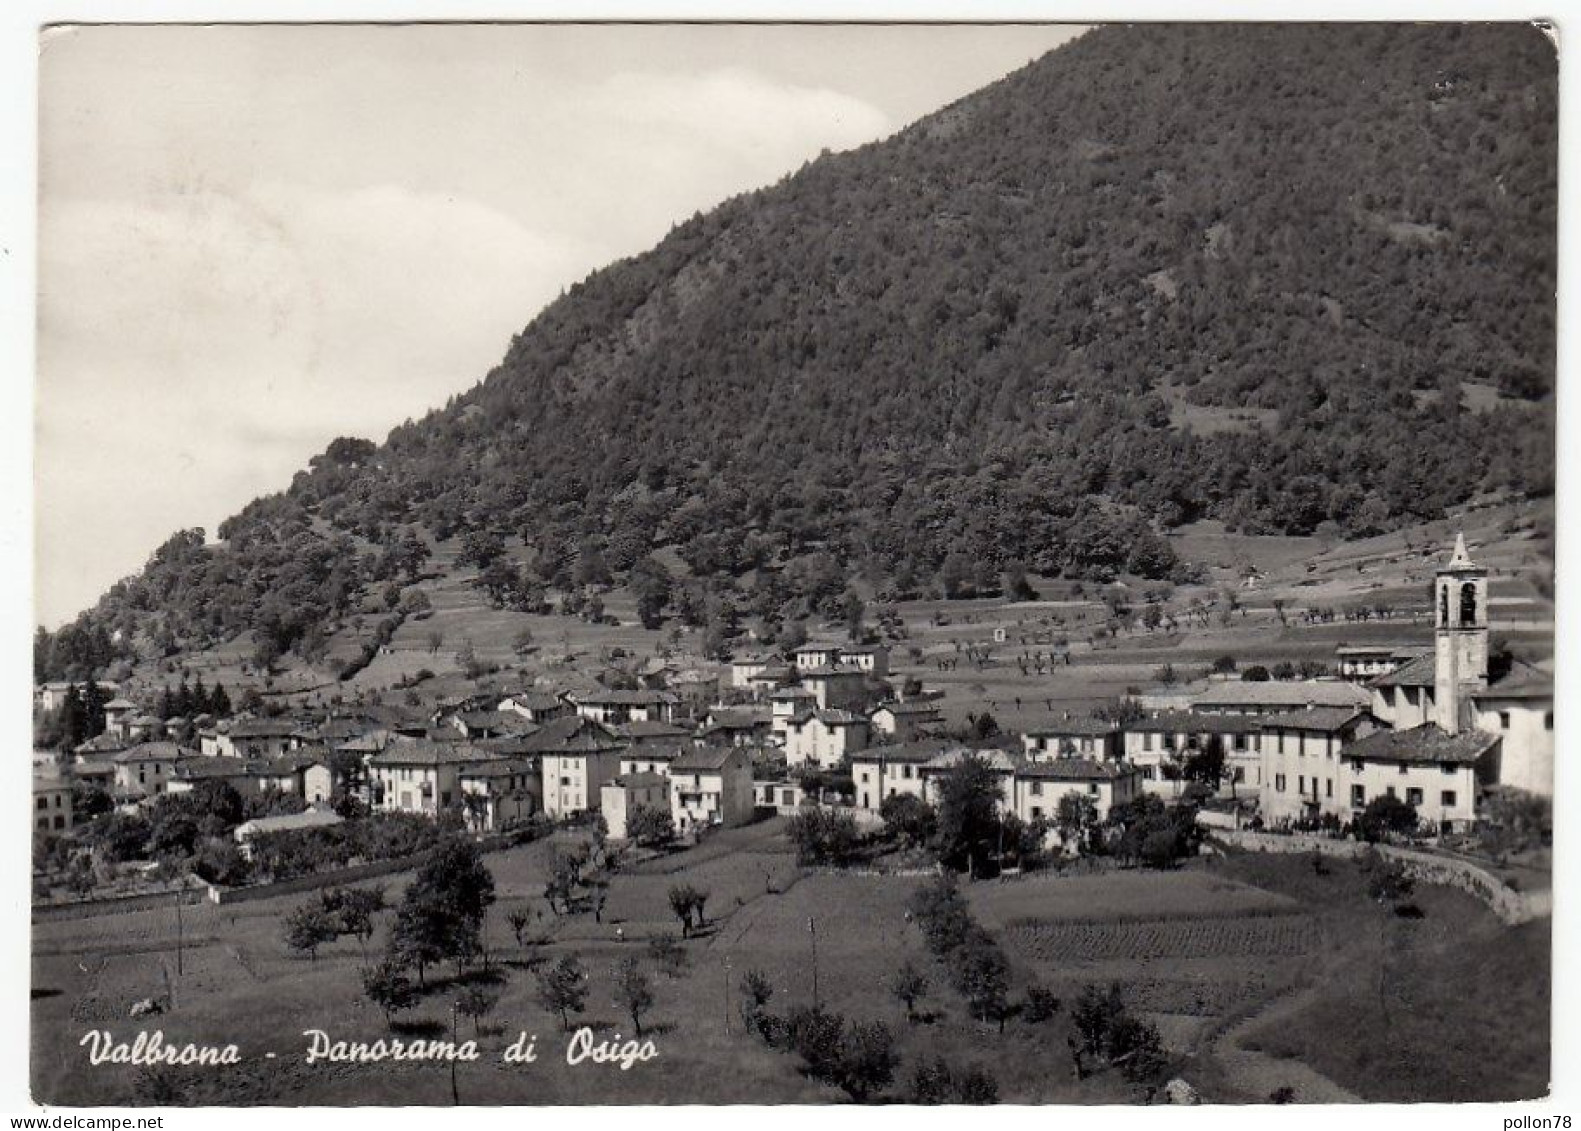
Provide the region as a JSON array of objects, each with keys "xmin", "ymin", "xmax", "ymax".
[{"xmin": 35, "ymin": 23, "xmax": 1087, "ymax": 628}]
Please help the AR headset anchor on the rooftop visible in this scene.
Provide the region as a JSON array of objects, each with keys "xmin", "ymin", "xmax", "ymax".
[
  {"xmin": 1257, "ymin": 707, "xmax": 1374, "ymax": 733},
  {"xmin": 670, "ymin": 746, "xmax": 744, "ymax": 773},
  {"xmin": 1192, "ymin": 681, "xmax": 1371, "ymax": 710},
  {"xmin": 368, "ymin": 740, "xmax": 490, "ymax": 768},
  {"xmin": 1018, "ymin": 759, "xmax": 1135, "ymax": 782},
  {"xmin": 1022, "ymin": 716, "xmax": 1116, "ymax": 737},
  {"xmin": 1369, "ymin": 654, "xmax": 1438, "ymax": 689},
  {"xmin": 236, "ymin": 808, "xmax": 344, "ymax": 838},
  {"xmin": 1128, "ymin": 711, "xmax": 1265, "ymax": 735},
  {"xmin": 1343, "ymin": 724, "xmax": 1499, "ymax": 767},
  {"xmin": 113, "ymin": 742, "xmax": 199, "ymax": 764}
]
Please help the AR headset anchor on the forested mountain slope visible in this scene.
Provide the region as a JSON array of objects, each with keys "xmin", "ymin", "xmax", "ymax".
[{"xmin": 40, "ymin": 23, "xmax": 1557, "ymax": 677}]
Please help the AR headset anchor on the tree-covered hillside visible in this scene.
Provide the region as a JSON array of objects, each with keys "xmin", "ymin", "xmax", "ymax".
[{"xmin": 41, "ymin": 23, "xmax": 1557, "ymax": 676}]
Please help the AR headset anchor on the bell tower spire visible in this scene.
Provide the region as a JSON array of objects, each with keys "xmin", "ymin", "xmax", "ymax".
[{"xmin": 1434, "ymin": 532, "xmax": 1489, "ymax": 734}]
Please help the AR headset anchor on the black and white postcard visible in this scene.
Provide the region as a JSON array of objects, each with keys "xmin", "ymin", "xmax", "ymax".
[{"xmin": 15, "ymin": 15, "xmax": 1564, "ymax": 1111}]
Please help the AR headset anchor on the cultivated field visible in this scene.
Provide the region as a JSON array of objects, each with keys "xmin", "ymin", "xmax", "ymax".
[{"xmin": 32, "ymin": 820, "xmax": 1549, "ymax": 1106}]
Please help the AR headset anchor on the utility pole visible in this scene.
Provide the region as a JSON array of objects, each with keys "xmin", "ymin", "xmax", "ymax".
[
  {"xmin": 450, "ymin": 999, "xmax": 461, "ymax": 1106},
  {"xmin": 808, "ymin": 917, "xmax": 819, "ymax": 1009},
  {"xmin": 174, "ymin": 891, "xmax": 184, "ymax": 977},
  {"xmin": 722, "ymin": 955, "xmax": 732, "ymax": 1036}
]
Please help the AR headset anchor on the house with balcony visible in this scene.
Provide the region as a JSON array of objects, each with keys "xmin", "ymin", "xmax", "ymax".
[{"xmin": 669, "ymin": 746, "xmax": 754, "ymax": 836}]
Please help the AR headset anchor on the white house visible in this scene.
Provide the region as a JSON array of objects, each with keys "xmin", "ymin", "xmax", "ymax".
[
  {"xmin": 368, "ymin": 740, "xmax": 477, "ymax": 818},
  {"xmin": 783, "ymin": 709, "xmax": 870, "ymax": 770},
  {"xmin": 837, "ymin": 644, "xmax": 890, "ymax": 678},
  {"xmin": 111, "ymin": 742, "xmax": 197, "ymax": 806},
  {"xmin": 869, "ymin": 700, "xmax": 942, "ymax": 743},
  {"xmin": 601, "ymin": 773, "xmax": 670, "ymax": 840},
  {"xmin": 33, "ymin": 771, "xmax": 73, "ymax": 834},
  {"xmin": 850, "ymin": 741, "xmax": 949, "ymax": 812},
  {"xmin": 669, "ymin": 746, "xmax": 755, "ymax": 835},
  {"xmin": 458, "ymin": 760, "xmax": 540, "ymax": 832},
  {"xmin": 1021, "ymin": 717, "xmax": 1121, "ymax": 762},
  {"xmin": 1256, "ymin": 708, "xmax": 1383, "ymax": 824},
  {"xmin": 1010, "ymin": 759, "xmax": 1141, "ymax": 828},
  {"xmin": 1337, "ymin": 724, "xmax": 1499, "ymax": 832}
]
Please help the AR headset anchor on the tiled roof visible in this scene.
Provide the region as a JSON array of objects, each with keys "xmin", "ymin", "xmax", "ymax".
[
  {"xmin": 670, "ymin": 746, "xmax": 744, "ymax": 773},
  {"xmin": 113, "ymin": 742, "xmax": 198, "ymax": 764},
  {"xmin": 368, "ymin": 740, "xmax": 487, "ymax": 768},
  {"xmin": 799, "ymin": 665, "xmax": 867, "ymax": 678},
  {"xmin": 1193, "ymin": 681, "xmax": 1371, "ymax": 710},
  {"xmin": 616, "ymin": 720, "xmax": 692, "ymax": 739},
  {"xmin": 171, "ymin": 757, "xmax": 255, "ymax": 781},
  {"xmin": 1257, "ymin": 708, "xmax": 1373, "ymax": 733},
  {"xmin": 1478, "ymin": 660, "xmax": 1554, "ymax": 701},
  {"xmin": 1018, "ymin": 759, "xmax": 1135, "ymax": 782},
  {"xmin": 569, "ymin": 689, "xmax": 678, "ymax": 706},
  {"xmin": 1368, "ymin": 654, "xmax": 1438, "ymax": 689},
  {"xmin": 499, "ymin": 691, "xmax": 565, "ymax": 711},
  {"xmin": 704, "ymin": 708, "xmax": 771, "ymax": 728},
  {"xmin": 520, "ymin": 716, "xmax": 624, "ymax": 755},
  {"xmin": 1128, "ymin": 712, "xmax": 1265, "ymax": 735},
  {"xmin": 1342, "ymin": 724, "xmax": 1498, "ymax": 766},
  {"xmin": 226, "ymin": 718, "xmax": 309, "ymax": 739},
  {"xmin": 459, "ymin": 759, "xmax": 535, "ymax": 779},
  {"xmin": 1023, "ymin": 716, "xmax": 1116, "ymax": 737},
  {"xmin": 851, "ymin": 740, "xmax": 955, "ymax": 765},
  {"xmin": 873, "ymin": 701, "xmax": 942, "ymax": 718}
]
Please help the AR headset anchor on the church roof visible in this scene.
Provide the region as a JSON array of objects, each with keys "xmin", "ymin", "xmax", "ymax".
[
  {"xmin": 1369, "ymin": 653, "xmax": 1439, "ymax": 689},
  {"xmin": 1477, "ymin": 659, "xmax": 1554, "ymax": 701}
]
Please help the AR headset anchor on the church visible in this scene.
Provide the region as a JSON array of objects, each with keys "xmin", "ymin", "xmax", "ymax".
[
  {"xmin": 1259, "ymin": 534, "xmax": 1553, "ymax": 833},
  {"xmin": 1354, "ymin": 534, "xmax": 1554, "ymax": 811}
]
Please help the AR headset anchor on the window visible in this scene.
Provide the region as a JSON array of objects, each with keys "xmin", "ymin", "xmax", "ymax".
[
  {"xmin": 35, "ymin": 797, "xmax": 45, "ymax": 811},
  {"xmin": 1030, "ymin": 781, "xmax": 1043, "ymax": 796},
  {"xmin": 1351, "ymin": 784, "xmax": 1366, "ymax": 806},
  {"xmin": 1441, "ymin": 764, "xmax": 1456, "ymax": 776},
  {"xmin": 1275, "ymin": 774, "xmax": 1286, "ymax": 793},
  {"xmin": 1277, "ymin": 732, "xmax": 1285, "ymax": 754},
  {"xmin": 1298, "ymin": 775, "xmax": 1305, "ymax": 794},
  {"xmin": 1545, "ymin": 712, "xmax": 1553, "ymax": 731},
  {"xmin": 1498, "ymin": 711, "xmax": 1511, "ymax": 730},
  {"xmin": 1386, "ymin": 786, "xmax": 1397, "ymax": 799},
  {"xmin": 1087, "ymin": 783, "xmax": 1099, "ymax": 795},
  {"xmin": 903, "ymin": 765, "xmax": 914, "ymax": 780},
  {"xmin": 1441, "ymin": 790, "xmax": 1457, "ymax": 807},
  {"xmin": 1406, "ymin": 788, "xmax": 1423, "ymax": 806},
  {"xmin": 1142, "ymin": 733, "xmax": 1154, "ymax": 752},
  {"xmin": 1460, "ymin": 582, "xmax": 1478, "ymax": 626},
  {"xmin": 53, "ymin": 815, "xmax": 65, "ymax": 830},
  {"xmin": 1031, "ymin": 806, "xmax": 1043, "ymax": 820},
  {"xmin": 1352, "ymin": 759, "xmax": 1365, "ymax": 773},
  {"xmin": 1234, "ymin": 734, "xmax": 1247, "ymax": 751},
  {"xmin": 1233, "ymin": 767, "xmax": 1246, "ymax": 783},
  {"xmin": 1398, "ymin": 764, "xmax": 1408, "ymax": 775},
  {"xmin": 1325, "ymin": 779, "xmax": 1333, "ymax": 798}
]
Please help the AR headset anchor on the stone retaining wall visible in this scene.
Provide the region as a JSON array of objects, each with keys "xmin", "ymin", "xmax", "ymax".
[{"xmin": 1211, "ymin": 829, "xmax": 1549, "ymax": 925}]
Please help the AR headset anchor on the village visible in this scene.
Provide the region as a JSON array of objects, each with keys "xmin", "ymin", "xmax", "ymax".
[
  {"xmin": 32, "ymin": 533, "xmax": 1552, "ymax": 869},
  {"xmin": 29, "ymin": 528, "xmax": 1555, "ymax": 1107}
]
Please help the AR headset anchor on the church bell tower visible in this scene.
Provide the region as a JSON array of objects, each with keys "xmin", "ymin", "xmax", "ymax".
[{"xmin": 1434, "ymin": 532, "xmax": 1489, "ymax": 734}]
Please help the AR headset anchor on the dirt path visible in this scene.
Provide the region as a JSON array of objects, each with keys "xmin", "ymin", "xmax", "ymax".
[{"xmin": 1210, "ymin": 981, "xmax": 1362, "ymax": 1103}]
